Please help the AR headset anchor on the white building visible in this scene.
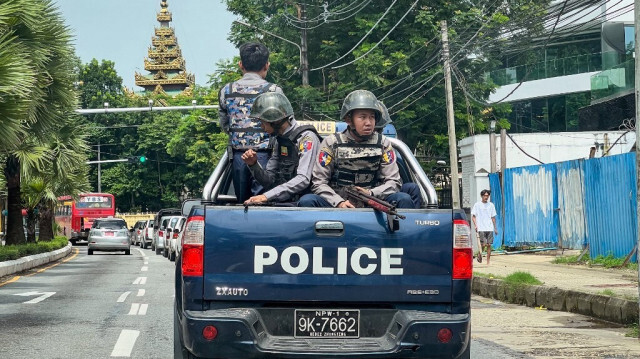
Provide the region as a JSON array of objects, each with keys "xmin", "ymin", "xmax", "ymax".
[{"xmin": 459, "ymin": 131, "xmax": 635, "ymax": 208}]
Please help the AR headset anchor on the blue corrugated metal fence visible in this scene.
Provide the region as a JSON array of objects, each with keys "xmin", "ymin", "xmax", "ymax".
[{"xmin": 487, "ymin": 153, "xmax": 637, "ymax": 261}]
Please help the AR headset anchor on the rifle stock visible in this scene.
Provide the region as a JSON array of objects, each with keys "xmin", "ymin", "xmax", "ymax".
[{"xmin": 344, "ymin": 187, "xmax": 406, "ymax": 220}]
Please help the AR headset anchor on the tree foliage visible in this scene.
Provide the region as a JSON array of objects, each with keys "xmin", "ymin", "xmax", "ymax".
[
  {"xmin": 0, "ymin": 0, "xmax": 82, "ymax": 245},
  {"xmin": 223, "ymin": 0, "xmax": 549, "ymax": 160}
]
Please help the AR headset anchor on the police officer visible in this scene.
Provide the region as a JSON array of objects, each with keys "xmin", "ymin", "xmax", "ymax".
[
  {"xmin": 218, "ymin": 42, "xmax": 283, "ymax": 203},
  {"xmin": 298, "ymin": 90, "xmax": 413, "ymax": 208},
  {"xmin": 377, "ymin": 101, "xmax": 422, "ymax": 209},
  {"xmin": 241, "ymin": 92, "xmax": 321, "ymax": 205}
]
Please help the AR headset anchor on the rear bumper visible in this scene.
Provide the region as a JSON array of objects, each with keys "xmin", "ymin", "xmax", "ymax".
[{"xmin": 179, "ymin": 308, "xmax": 470, "ymax": 359}]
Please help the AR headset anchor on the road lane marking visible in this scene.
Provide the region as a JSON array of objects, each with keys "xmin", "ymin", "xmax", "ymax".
[
  {"xmin": 138, "ymin": 304, "xmax": 148, "ymax": 315},
  {"xmin": 111, "ymin": 329, "xmax": 139, "ymax": 357},
  {"xmin": 0, "ymin": 247, "xmax": 79, "ymax": 287},
  {"xmin": 141, "ymin": 266, "xmax": 148, "ymax": 272},
  {"xmin": 117, "ymin": 291, "xmax": 131, "ymax": 303},
  {"xmin": 132, "ymin": 277, "xmax": 147, "ymax": 285},
  {"xmin": 14, "ymin": 291, "xmax": 56, "ymax": 304},
  {"xmin": 137, "ymin": 289, "xmax": 145, "ymax": 297},
  {"xmin": 128, "ymin": 303, "xmax": 140, "ymax": 315},
  {"xmin": 144, "ymin": 260, "xmax": 148, "ymax": 265},
  {"xmin": 25, "ymin": 247, "xmax": 80, "ymax": 277},
  {"xmin": 136, "ymin": 248, "xmax": 147, "ymax": 257},
  {"xmin": 127, "ymin": 303, "xmax": 148, "ymax": 315},
  {"xmin": 0, "ymin": 276, "xmax": 20, "ymax": 287}
]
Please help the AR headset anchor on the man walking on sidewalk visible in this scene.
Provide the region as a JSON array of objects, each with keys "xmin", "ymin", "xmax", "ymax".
[{"xmin": 471, "ymin": 189, "xmax": 498, "ymax": 265}]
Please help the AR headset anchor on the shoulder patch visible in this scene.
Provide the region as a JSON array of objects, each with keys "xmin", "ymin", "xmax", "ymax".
[
  {"xmin": 318, "ymin": 147, "xmax": 333, "ymax": 167},
  {"xmin": 299, "ymin": 136, "xmax": 314, "ymax": 153},
  {"xmin": 382, "ymin": 146, "xmax": 396, "ymax": 164}
]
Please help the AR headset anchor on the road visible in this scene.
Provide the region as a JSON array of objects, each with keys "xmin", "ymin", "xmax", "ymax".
[{"xmin": 1, "ymin": 246, "xmax": 640, "ymax": 359}]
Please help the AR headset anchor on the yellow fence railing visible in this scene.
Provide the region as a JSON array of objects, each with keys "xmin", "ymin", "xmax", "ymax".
[{"xmin": 116, "ymin": 213, "xmax": 156, "ymax": 229}]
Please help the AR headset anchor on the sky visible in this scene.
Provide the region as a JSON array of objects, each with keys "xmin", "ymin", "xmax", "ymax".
[{"xmin": 53, "ymin": 0, "xmax": 238, "ymax": 89}]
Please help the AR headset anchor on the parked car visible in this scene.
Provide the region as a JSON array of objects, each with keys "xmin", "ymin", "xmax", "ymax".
[
  {"xmin": 140, "ymin": 219, "xmax": 154, "ymax": 249},
  {"xmin": 161, "ymin": 215, "xmax": 182, "ymax": 258},
  {"xmin": 152, "ymin": 209, "xmax": 180, "ymax": 254},
  {"xmin": 87, "ymin": 218, "xmax": 130, "ymax": 255},
  {"xmin": 166, "ymin": 216, "xmax": 186, "ymax": 262},
  {"xmin": 131, "ymin": 220, "xmax": 147, "ymax": 246}
]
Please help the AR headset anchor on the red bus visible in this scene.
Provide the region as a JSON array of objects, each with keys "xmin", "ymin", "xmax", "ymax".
[{"xmin": 55, "ymin": 193, "xmax": 116, "ymax": 244}]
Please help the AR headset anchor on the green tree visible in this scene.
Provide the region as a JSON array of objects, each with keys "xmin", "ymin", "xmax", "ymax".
[
  {"xmin": 222, "ymin": 0, "xmax": 547, "ymax": 159},
  {"xmin": 21, "ymin": 120, "xmax": 90, "ymax": 242},
  {"xmin": 0, "ymin": 0, "xmax": 78, "ymax": 245}
]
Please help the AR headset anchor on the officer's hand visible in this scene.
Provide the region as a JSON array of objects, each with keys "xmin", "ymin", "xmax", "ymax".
[
  {"xmin": 244, "ymin": 195, "xmax": 267, "ymax": 205},
  {"xmin": 354, "ymin": 186, "xmax": 372, "ymax": 196},
  {"xmin": 338, "ymin": 200, "xmax": 355, "ymax": 208},
  {"xmin": 241, "ymin": 149, "xmax": 258, "ymax": 166},
  {"xmin": 494, "ymin": 229, "xmax": 498, "ymax": 234}
]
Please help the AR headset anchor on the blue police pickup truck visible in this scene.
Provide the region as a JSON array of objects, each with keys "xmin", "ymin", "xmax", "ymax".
[{"xmin": 174, "ymin": 123, "xmax": 472, "ymax": 359}]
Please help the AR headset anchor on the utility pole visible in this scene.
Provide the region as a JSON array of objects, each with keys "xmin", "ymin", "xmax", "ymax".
[
  {"xmin": 97, "ymin": 141, "xmax": 101, "ymax": 193},
  {"xmin": 489, "ymin": 121, "xmax": 497, "ymax": 172},
  {"xmin": 634, "ymin": 0, "xmax": 639, "ymax": 337},
  {"xmin": 300, "ymin": 3, "xmax": 309, "ymax": 86},
  {"xmin": 441, "ymin": 20, "xmax": 460, "ymax": 209}
]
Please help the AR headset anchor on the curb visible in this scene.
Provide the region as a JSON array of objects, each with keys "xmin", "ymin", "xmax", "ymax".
[
  {"xmin": 0, "ymin": 242, "xmax": 73, "ymax": 277},
  {"xmin": 472, "ymin": 276, "xmax": 639, "ymax": 325}
]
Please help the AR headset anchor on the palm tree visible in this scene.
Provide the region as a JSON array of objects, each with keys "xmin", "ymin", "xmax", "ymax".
[
  {"xmin": 22, "ymin": 121, "xmax": 90, "ymax": 242},
  {"xmin": 0, "ymin": 0, "xmax": 78, "ymax": 245}
]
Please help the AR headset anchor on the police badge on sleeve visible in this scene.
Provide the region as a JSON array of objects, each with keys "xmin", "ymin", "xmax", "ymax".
[
  {"xmin": 318, "ymin": 148, "xmax": 332, "ymax": 167},
  {"xmin": 382, "ymin": 146, "xmax": 396, "ymax": 164}
]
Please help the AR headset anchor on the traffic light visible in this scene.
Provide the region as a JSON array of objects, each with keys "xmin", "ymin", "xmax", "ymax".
[{"xmin": 128, "ymin": 156, "xmax": 147, "ymax": 164}]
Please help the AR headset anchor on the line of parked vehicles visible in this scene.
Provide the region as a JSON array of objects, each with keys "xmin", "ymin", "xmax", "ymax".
[{"xmin": 130, "ymin": 208, "xmax": 186, "ymax": 262}]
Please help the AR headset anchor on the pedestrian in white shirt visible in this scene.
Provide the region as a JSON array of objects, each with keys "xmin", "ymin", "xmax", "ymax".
[{"xmin": 471, "ymin": 189, "xmax": 498, "ymax": 265}]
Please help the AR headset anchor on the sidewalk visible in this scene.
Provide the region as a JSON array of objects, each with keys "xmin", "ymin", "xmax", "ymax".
[{"xmin": 472, "ymin": 251, "xmax": 639, "ymax": 324}]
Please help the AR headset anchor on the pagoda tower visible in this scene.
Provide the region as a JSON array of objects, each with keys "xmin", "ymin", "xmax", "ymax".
[{"xmin": 135, "ymin": 0, "xmax": 194, "ymax": 96}]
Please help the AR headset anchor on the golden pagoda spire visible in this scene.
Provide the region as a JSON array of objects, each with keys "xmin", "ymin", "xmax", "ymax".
[{"xmin": 135, "ymin": 0, "xmax": 195, "ymax": 96}]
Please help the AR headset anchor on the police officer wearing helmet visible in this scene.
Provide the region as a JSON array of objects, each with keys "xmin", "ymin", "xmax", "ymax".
[
  {"xmin": 242, "ymin": 92, "xmax": 322, "ymax": 205},
  {"xmin": 376, "ymin": 100, "xmax": 422, "ymax": 209},
  {"xmin": 298, "ymin": 90, "xmax": 413, "ymax": 208},
  {"xmin": 218, "ymin": 42, "xmax": 283, "ymax": 203}
]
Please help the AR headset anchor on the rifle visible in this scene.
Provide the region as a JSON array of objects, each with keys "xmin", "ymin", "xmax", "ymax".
[{"xmin": 343, "ymin": 186, "xmax": 406, "ymax": 232}]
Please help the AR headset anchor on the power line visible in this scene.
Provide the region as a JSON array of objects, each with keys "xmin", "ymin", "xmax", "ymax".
[
  {"xmin": 331, "ymin": 0, "xmax": 420, "ymax": 70},
  {"xmin": 506, "ymin": 132, "xmax": 544, "ymax": 164},
  {"xmin": 310, "ymin": 0, "xmax": 399, "ymax": 71}
]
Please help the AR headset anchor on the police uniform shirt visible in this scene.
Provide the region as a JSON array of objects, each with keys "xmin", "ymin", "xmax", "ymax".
[
  {"xmin": 248, "ymin": 119, "xmax": 320, "ymax": 202},
  {"xmin": 218, "ymin": 72, "xmax": 283, "ymax": 149},
  {"xmin": 311, "ymin": 131, "xmax": 401, "ymax": 207}
]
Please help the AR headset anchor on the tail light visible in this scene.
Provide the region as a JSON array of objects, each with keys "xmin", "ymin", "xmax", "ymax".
[
  {"xmin": 159, "ymin": 230, "xmax": 164, "ymax": 238},
  {"xmin": 452, "ymin": 219, "xmax": 472, "ymax": 279},
  {"xmin": 182, "ymin": 216, "xmax": 204, "ymax": 277},
  {"xmin": 137, "ymin": 230, "xmax": 141, "ymax": 234},
  {"xmin": 173, "ymin": 232, "xmax": 179, "ymax": 239}
]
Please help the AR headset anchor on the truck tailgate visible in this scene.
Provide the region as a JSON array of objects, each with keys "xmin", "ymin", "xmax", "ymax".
[{"xmin": 203, "ymin": 206, "xmax": 454, "ymax": 303}]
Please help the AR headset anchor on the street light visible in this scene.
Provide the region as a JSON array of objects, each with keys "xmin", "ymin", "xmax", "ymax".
[{"xmin": 148, "ymin": 99, "xmax": 154, "ymax": 110}]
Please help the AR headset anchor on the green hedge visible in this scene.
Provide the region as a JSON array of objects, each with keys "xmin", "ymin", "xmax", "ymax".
[{"xmin": 0, "ymin": 236, "xmax": 69, "ymax": 262}]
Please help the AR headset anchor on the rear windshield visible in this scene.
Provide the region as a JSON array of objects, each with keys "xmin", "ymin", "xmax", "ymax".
[
  {"xmin": 76, "ymin": 196, "xmax": 113, "ymax": 209},
  {"xmin": 96, "ymin": 220, "xmax": 127, "ymax": 230}
]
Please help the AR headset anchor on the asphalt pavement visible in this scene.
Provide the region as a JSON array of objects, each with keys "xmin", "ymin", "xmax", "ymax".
[{"xmin": 472, "ymin": 250, "xmax": 639, "ymax": 324}]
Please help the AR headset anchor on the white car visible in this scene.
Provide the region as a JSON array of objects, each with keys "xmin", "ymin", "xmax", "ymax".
[{"xmin": 166, "ymin": 216, "xmax": 186, "ymax": 262}]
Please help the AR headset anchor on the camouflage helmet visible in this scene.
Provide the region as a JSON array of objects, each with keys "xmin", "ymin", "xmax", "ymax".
[
  {"xmin": 375, "ymin": 101, "xmax": 392, "ymax": 130},
  {"xmin": 249, "ymin": 92, "xmax": 294, "ymax": 123},
  {"xmin": 340, "ymin": 90, "xmax": 381, "ymax": 123}
]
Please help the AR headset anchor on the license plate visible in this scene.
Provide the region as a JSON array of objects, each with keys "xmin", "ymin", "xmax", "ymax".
[
  {"xmin": 294, "ymin": 309, "xmax": 359, "ymax": 338},
  {"xmin": 104, "ymin": 231, "xmax": 114, "ymax": 236}
]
